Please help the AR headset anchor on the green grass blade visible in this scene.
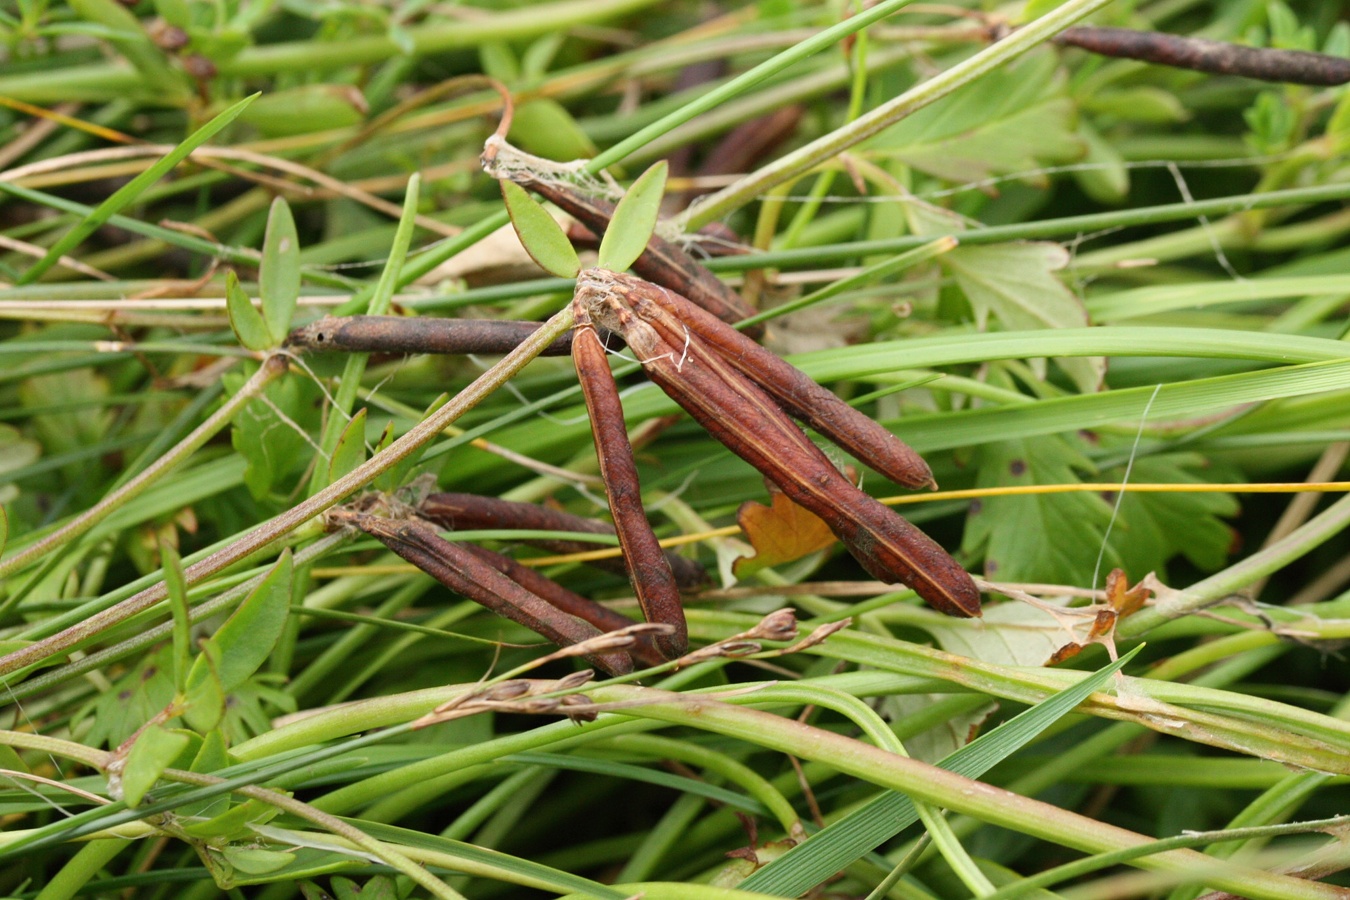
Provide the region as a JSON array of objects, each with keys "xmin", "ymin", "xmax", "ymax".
[
  {"xmin": 738, "ymin": 645, "xmax": 1143, "ymax": 896},
  {"xmin": 15, "ymin": 93, "xmax": 256, "ymax": 285}
]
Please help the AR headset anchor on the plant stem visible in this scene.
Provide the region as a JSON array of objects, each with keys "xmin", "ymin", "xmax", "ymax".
[
  {"xmin": 0, "ymin": 308, "xmax": 574, "ymax": 679},
  {"xmin": 583, "ymin": 684, "xmax": 1349, "ymax": 900},
  {"xmin": 1121, "ymin": 491, "xmax": 1350, "ymax": 636},
  {"xmin": 0, "ymin": 354, "xmax": 281, "ymax": 584},
  {"xmin": 685, "ymin": 0, "xmax": 1141, "ymax": 229}
]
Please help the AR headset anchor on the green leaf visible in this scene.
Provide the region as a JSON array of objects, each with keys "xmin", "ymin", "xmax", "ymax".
[
  {"xmin": 509, "ymin": 98, "xmax": 598, "ymax": 162},
  {"xmin": 0, "ymin": 424, "xmax": 41, "ymax": 483},
  {"xmin": 75, "ymin": 647, "xmax": 176, "ymax": 749},
  {"xmin": 221, "ymin": 846, "xmax": 297, "ymax": 875},
  {"xmin": 186, "ymin": 550, "xmax": 293, "ymax": 696},
  {"xmin": 19, "ymin": 369, "xmax": 112, "ymax": 458},
  {"xmin": 1083, "ymin": 87, "xmax": 1189, "ymax": 124},
  {"xmin": 0, "ymin": 743, "xmax": 27, "ymax": 774},
  {"xmin": 1106, "ymin": 453, "xmax": 1239, "ymax": 576},
  {"xmin": 182, "ymin": 797, "xmax": 281, "ymax": 840},
  {"xmin": 121, "ymin": 723, "xmax": 190, "ymax": 808},
  {"xmin": 942, "ymin": 241, "xmax": 1104, "ymax": 392},
  {"xmin": 159, "ymin": 532, "xmax": 190, "ymax": 693},
  {"xmin": 191, "ymin": 729, "xmax": 230, "ymax": 773},
  {"xmin": 597, "ymin": 160, "xmax": 667, "ymax": 273},
  {"xmin": 153, "ymin": 0, "xmax": 192, "ymax": 28},
  {"xmin": 501, "ymin": 180, "xmax": 580, "ymax": 278},
  {"xmin": 183, "ymin": 639, "xmax": 225, "ymax": 733},
  {"xmin": 239, "ymin": 85, "xmax": 368, "ymax": 139},
  {"xmin": 869, "ymin": 51, "xmax": 1082, "ymax": 186},
  {"xmin": 226, "ymin": 270, "xmax": 272, "ymax": 352},
  {"xmin": 1073, "ymin": 121, "xmax": 1129, "ymax": 204},
  {"xmin": 327, "ymin": 408, "xmax": 368, "ymax": 484},
  {"xmin": 18, "ymin": 93, "xmax": 254, "ymax": 284},
  {"xmin": 260, "ymin": 197, "xmax": 301, "ymax": 344},
  {"xmin": 226, "ymin": 364, "xmax": 323, "ymax": 500},
  {"xmin": 478, "ymin": 41, "xmax": 519, "ymax": 83},
  {"xmin": 740, "ymin": 646, "xmax": 1144, "ymax": 896},
  {"xmin": 961, "ymin": 433, "xmax": 1118, "ymax": 585}
]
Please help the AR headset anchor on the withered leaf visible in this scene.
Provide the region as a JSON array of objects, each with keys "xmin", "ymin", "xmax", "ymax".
[{"xmin": 733, "ymin": 490, "xmax": 837, "ymax": 579}]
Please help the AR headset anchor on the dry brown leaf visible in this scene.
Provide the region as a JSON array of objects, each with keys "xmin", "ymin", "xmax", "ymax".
[{"xmin": 732, "ymin": 489, "xmax": 836, "ymax": 579}]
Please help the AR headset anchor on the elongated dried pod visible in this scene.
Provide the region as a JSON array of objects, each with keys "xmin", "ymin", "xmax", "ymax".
[
  {"xmin": 288, "ymin": 315, "xmax": 576, "ymax": 356},
  {"xmin": 511, "ymin": 174, "xmax": 761, "ymax": 336},
  {"xmin": 1056, "ymin": 26, "xmax": 1350, "ymax": 86},
  {"xmin": 419, "ymin": 492, "xmax": 706, "ymax": 589},
  {"xmin": 332, "ymin": 509, "xmax": 634, "ymax": 675},
  {"xmin": 573, "ymin": 303, "xmax": 688, "ymax": 658},
  {"xmin": 623, "ymin": 274, "xmax": 935, "ymax": 490},
  {"xmin": 580, "ymin": 275, "xmax": 980, "ymax": 618},
  {"xmin": 460, "ymin": 544, "xmax": 666, "ymax": 668}
]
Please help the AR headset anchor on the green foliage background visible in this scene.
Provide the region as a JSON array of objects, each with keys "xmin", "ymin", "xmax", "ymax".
[{"xmin": 2, "ymin": 0, "xmax": 1350, "ymax": 898}]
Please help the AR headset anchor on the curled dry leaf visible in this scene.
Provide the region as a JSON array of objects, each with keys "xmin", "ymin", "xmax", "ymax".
[{"xmin": 734, "ymin": 488, "xmax": 837, "ymax": 579}]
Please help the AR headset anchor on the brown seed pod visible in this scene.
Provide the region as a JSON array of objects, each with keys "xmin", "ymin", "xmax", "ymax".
[
  {"xmin": 288, "ymin": 315, "xmax": 576, "ymax": 356},
  {"xmin": 1057, "ymin": 26, "xmax": 1350, "ymax": 86},
  {"xmin": 334, "ymin": 510, "xmax": 635, "ymax": 675},
  {"xmin": 573, "ymin": 303, "xmax": 688, "ymax": 658},
  {"xmin": 418, "ymin": 492, "xmax": 706, "ymax": 589},
  {"xmin": 578, "ymin": 275, "xmax": 980, "ymax": 618},
  {"xmin": 624, "ymin": 274, "xmax": 935, "ymax": 490}
]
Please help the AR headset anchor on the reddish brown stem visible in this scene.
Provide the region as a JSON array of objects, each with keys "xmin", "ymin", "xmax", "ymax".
[
  {"xmin": 631, "ymin": 275, "xmax": 935, "ymax": 490},
  {"xmin": 418, "ymin": 492, "xmax": 706, "ymax": 589},
  {"xmin": 332, "ymin": 510, "xmax": 634, "ymax": 675},
  {"xmin": 288, "ymin": 315, "xmax": 575, "ymax": 356},
  {"xmin": 1056, "ymin": 26, "xmax": 1350, "ymax": 86},
  {"xmin": 582, "ymin": 275, "xmax": 980, "ymax": 618},
  {"xmin": 572, "ymin": 307, "xmax": 688, "ymax": 658}
]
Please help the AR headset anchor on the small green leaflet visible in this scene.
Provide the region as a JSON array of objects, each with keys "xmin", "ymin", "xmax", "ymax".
[
  {"xmin": 226, "ymin": 270, "xmax": 271, "ymax": 352},
  {"xmin": 184, "ymin": 550, "xmax": 293, "ymax": 732},
  {"xmin": 597, "ymin": 160, "xmax": 668, "ymax": 272},
  {"xmin": 738, "ymin": 645, "xmax": 1143, "ymax": 896},
  {"xmin": 121, "ymin": 722, "xmax": 191, "ymax": 808},
  {"xmin": 501, "ymin": 180, "xmax": 580, "ymax": 278},
  {"xmin": 327, "ymin": 408, "xmax": 368, "ymax": 484},
  {"xmin": 260, "ymin": 197, "xmax": 300, "ymax": 345}
]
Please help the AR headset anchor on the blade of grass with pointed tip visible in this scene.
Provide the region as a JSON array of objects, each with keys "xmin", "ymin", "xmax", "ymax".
[
  {"xmin": 501, "ymin": 180, "xmax": 580, "ymax": 278},
  {"xmin": 739, "ymin": 644, "xmax": 1143, "ymax": 896},
  {"xmin": 225, "ymin": 270, "xmax": 272, "ymax": 351},
  {"xmin": 260, "ymin": 197, "xmax": 300, "ymax": 344},
  {"xmin": 597, "ymin": 160, "xmax": 668, "ymax": 272},
  {"xmin": 16, "ymin": 93, "xmax": 256, "ymax": 285}
]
